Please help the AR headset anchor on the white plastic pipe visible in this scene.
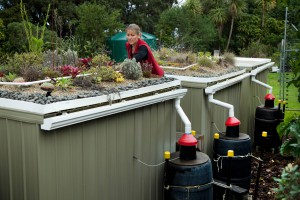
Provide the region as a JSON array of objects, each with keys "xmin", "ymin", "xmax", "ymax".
[
  {"xmin": 208, "ymin": 94, "xmax": 235, "ymax": 117},
  {"xmin": 175, "ymin": 98, "xmax": 192, "ymax": 134},
  {"xmin": 251, "ymin": 76, "xmax": 273, "ymax": 94}
]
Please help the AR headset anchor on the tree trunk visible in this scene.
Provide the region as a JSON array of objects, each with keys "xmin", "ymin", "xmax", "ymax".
[{"xmin": 225, "ymin": 17, "xmax": 234, "ymax": 52}]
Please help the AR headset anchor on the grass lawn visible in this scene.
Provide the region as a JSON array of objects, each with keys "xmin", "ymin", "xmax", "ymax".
[{"xmin": 267, "ymin": 72, "xmax": 300, "ymax": 119}]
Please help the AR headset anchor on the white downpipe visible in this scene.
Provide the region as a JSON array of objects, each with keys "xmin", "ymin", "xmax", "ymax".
[
  {"xmin": 175, "ymin": 98, "xmax": 192, "ymax": 134},
  {"xmin": 251, "ymin": 76, "xmax": 273, "ymax": 94},
  {"xmin": 208, "ymin": 94, "xmax": 235, "ymax": 118}
]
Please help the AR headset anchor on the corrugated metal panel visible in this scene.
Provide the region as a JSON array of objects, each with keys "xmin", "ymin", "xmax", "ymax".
[
  {"xmin": 178, "ymin": 69, "xmax": 269, "ymax": 156},
  {"xmin": 0, "ymin": 100, "xmax": 176, "ymax": 200}
]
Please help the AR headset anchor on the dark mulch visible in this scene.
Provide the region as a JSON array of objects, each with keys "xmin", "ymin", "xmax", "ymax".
[{"xmin": 249, "ymin": 150, "xmax": 294, "ymax": 200}]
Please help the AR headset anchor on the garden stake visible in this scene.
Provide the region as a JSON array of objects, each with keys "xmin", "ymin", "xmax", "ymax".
[
  {"xmin": 254, "ymin": 131, "xmax": 267, "ymax": 200},
  {"xmin": 163, "ymin": 151, "xmax": 170, "ymax": 199},
  {"xmin": 225, "ymin": 150, "xmax": 234, "ymax": 200}
]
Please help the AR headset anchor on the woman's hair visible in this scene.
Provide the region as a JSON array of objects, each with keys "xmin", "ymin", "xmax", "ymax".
[{"xmin": 126, "ymin": 24, "xmax": 141, "ymax": 35}]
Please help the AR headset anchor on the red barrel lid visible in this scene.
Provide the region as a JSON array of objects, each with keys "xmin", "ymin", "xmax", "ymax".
[
  {"xmin": 225, "ymin": 117, "xmax": 241, "ymax": 126},
  {"xmin": 178, "ymin": 133, "xmax": 197, "ymax": 146},
  {"xmin": 264, "ymin": 93, "xmax": 275, "ymax": 100}
]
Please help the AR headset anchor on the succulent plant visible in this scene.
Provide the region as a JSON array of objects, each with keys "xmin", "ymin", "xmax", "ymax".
[
  {"xmin": 120, "ymin": 58, "xmax": 143, "ymax": 80},
  {"xmin": 13, "ymin": 77, "xmax": 25, "ymax": 83}
]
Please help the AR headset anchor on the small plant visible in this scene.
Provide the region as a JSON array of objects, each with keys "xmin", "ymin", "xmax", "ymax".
[
  {"xmin": 115, "ymin": 72, "xmax": 124, "ymax": 83},
  {"xmin": 92, "ymin": 54, "xmax": 111, "ymax": 67},
  {"xmin": 42, "ymin": 67, "xmax": 61, "ymax": 78},
  {"xmin": 21, "ymin": 65, "xmax": 42, "ymax": 82},
  {"xmin": 55, "ymin": 77, "xmax": 73, "ymax": 90},
  {"xmin": 5, "ymin": 72, "xmax": 17, "ymax": 82},
  {"xmin": 273, "ymin": 163, "xmax": 300, "ymax": 200},
  {"xmin": 79, "ymin": 57, "xmax": 92, "ymax": 69},
  {"xmin": 223, "ymin": 52, "xmax": 235, "ymax": 66},
  {"xmin": 72, "ymin": 76, "xmax": 93, "ymax": 88},
  {"xmin": 60, "ymin": 65, "xmax": 81, "ymax": 78},
  {"xmin": 97, "ymin": 66, "xmax": 117, "ymax": 82},
  {"xmin": 120, "ymin": 58, "xmax": 143, "ymax": 80},
  {"xmin": 13, "ymin": 77, "xmax": 25, "ymax": 83},
  {"xmin": 197, "ymin": 56, "xmax": 215, "ymax": 68},
  {"xmin": 141, "ymin": 62, "xmax": 153, "ymax": 78},
  {"xmin": 277, "ymin": 115, "xmax": 300, "ymax": 161}
]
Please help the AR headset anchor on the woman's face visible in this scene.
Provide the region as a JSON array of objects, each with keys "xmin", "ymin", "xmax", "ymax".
[{"xmin": 126, "ymin": 29, "xmax": 140, "ymax": 46}]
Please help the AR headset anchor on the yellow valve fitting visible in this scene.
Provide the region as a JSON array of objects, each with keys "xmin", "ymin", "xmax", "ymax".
[
  {"xmin": 262, "ymin": 131, "xmax": 267, "ymax": 137},
  {"xmin": 164, "ymin": 151, "xmax": 170, "ymax": 160},
  {"xmin": 278, "ymin": 100, "xmax": 282, "ymax": 104},
  {"xmin": 191, "ymin": 130, "xmax": 196, "ymax": 136},
  {"xmin": 227, "ymin": 150, "xmax": 234, "ymax": 157},
  {"xmin": 214, "ymin": 133, "xmax": 220, "ymax": 139},
  {"xmin": 282, "ymin": 101, "xmax": 287, "ymax": 104}
]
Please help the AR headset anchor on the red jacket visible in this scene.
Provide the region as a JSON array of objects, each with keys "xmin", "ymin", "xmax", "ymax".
[{"xmin": 126, "ymin": 39, "xmax": 164, "ymax": 77}]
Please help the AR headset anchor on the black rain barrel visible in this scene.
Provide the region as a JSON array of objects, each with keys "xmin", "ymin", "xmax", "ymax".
[
  {"xmin": 213, "ymin": 132, "xmax": 252, "ymax": 199},
  {"xmin": 165, "ymin": 151, "xmax": 213, "ymax": 200},
  {"xmin": 254, "ymin": 106, "xmax": 282, "ymax": 149}
]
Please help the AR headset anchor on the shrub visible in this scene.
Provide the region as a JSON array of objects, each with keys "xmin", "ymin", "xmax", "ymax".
[
  {"xmin": 120, "ymin": 58, "xmax": 143, "ymax": 80},
  {"xmin": 273, "ymin": 163, "xmax": 300, "ymax": 200},
  {"xmin": 277, "ymin": 115, "xmax": 300, "ymax": 161},
  {"xmin": 197, "ymin": 56, "xmax": 214, "ymax": 68},
  {"xmin": 223, "ymin": 52, "xmax": 236, "ymax": 66}
]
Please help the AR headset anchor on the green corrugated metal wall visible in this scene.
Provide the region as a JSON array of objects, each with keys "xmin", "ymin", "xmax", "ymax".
[
  {"xmin": 177, "ymin": 69, "xmax": 269, "ymax": 157},
  {"xmin": 0, "ymin": 100, "xmax": 176, "ymax": 200}
]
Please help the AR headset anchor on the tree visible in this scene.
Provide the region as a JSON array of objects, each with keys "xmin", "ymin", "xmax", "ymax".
[
  {"xmin": 224, "ymin": 0, "xmax": 247, "ymax": 52},
  {"xmin": 255, "ymin": 0, "xmax": 276, "ymax": 28},
  {"xmin": 74, "ymin": 2, "xmax": 123, "ymax": 56},
  {"xmin": 156, "ymin": 6, "xmax": 217, "ymax": 52}
]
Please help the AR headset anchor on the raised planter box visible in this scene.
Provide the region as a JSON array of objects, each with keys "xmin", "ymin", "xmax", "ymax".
[
  {"xmin": 0, "ymin": 78, "xmax": 186, "ymax": 200},
  {"xmin": 165, "ymin": 58, "xmax": 275, "ymax": 156}
]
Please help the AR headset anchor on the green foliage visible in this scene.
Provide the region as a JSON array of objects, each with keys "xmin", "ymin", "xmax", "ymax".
[
  {"xmin": 0, "ymin": 18, "xmax": 5, "ymax": 41},
  {"xmin": 277, "ymin": 115, "xmax": 300, "ymax": 160},
  {"xmin": 55, "ymin": 77, "xmax": 73, "ymax": 90},
  {"xmin": 74, "ymin": 2, "xmax": 123, "ymax": 57},
  {"xmin": 5, "ymin": 72, "xmax": 17, "ymax": 82},
  {"xmin": 97, "ymin": 66, "xmax": 117, "ymax": 82},
  {"xmin": 288, "ymin": 50, "xmax": 300, "ymax": 102},
  {"xmin": 92, "ymin": 54, "xmax": 111, "ymax": 67},
  {"xmin": 223, "ymin": 52, "xmax": 236, "ymax": 66},
  {"xmin": 120, "ymin": 58, "xmax": 143, "ymax": 80},
  {"xmin": 239, "ymin": 41, "xmax": 273, "ymax": 58},
  {"xmin": 273, "ymin": 163, "xmax": 300, "ymax": 200},
  {"xmin": 156, "ymin": 7, "xmax": 217, "ymax": 52},
  {"xmin": 20, "ymin": 0, "xmax": 50, "ymax": 53},
  {"xmin": 5, "ymin": 52, "xmax": 44, "ymax": 76},
  {"xmin": 197, "ymin": 56, "xmax": 215, "ymax": 68}
]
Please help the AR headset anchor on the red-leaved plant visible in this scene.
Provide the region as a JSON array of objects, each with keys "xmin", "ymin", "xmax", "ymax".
[{"xmin": 60, "ymin": 65, "xmax": 81, "ymax": 78}]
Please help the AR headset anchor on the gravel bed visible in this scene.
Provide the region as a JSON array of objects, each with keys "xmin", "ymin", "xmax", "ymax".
[{"xmin": 0, "ymin": 77, "xmax": 177, "ymax": 105}]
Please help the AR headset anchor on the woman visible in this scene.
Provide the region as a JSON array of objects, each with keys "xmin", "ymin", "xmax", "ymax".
[{"xmin": 125, "ymin": 24, "xmax": 164, "ymax": 77}]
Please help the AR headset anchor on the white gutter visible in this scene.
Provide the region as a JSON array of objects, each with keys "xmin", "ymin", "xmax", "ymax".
[
  {"xmin": 250, "ymin": 62, "xmax": 275, "ymax": 94},
  {"xmin": 208, "ymin": 94, "xmax": 234, "ymax": 117},
  {"xmin": 175, "ymin": 98, "xmax": 192, "ymax": 134},
  {"xmin": 41, "ymin": 88, "xmax": 187, "ymax": 130},
  {"xmin": 205, "ymin": 73, "xmax": 250, "ymax": 94},
  {"xmin": 250, "ymin": 62, "xmax": 275, "ymax": 76}
]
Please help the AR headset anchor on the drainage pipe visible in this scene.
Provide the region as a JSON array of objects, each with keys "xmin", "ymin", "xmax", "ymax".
[
  {"xmin": 175, "ymin": 98, "xmax": 192, "ymax": 134},
  {"xmin": 208, "ymin": 94, "xmax": 235, "ymax": 117},
  {"xmin": 251, "ymin": 76, "xmax": 273, "ymax": 94}
]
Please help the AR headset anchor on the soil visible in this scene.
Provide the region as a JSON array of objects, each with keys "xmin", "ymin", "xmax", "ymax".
[{"xmin": 249, "ymin": 150, "xmax": 295, "ymax": 200}]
